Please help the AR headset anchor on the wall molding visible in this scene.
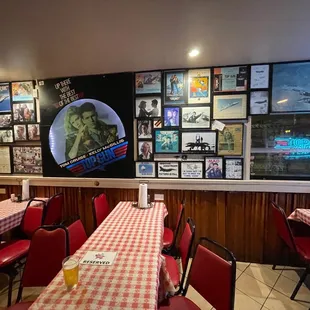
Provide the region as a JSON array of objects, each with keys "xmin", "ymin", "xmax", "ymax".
[{"xmin": 0, "ymin": 176, "xmax": 308, "ymax": 193}]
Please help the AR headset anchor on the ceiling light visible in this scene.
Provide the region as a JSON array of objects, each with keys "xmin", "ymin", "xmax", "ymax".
[{"xmin": 189, "ymin": 49, "xmax": 199, "ymax": 57}]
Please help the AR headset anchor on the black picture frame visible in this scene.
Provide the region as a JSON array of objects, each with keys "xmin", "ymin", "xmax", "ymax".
[
  {"xmin": 27, "ymin": 123, "xmax": 40, "ymax": 141},
  {"xmin": 181, "ymin": 131, "xmax": 217, "ymax": 154},
  {"xmin": 135, "ymin": 96, "xmax": 162, "ymax": 118},
  {"xmin": 11, "ymin": 81, "xmax": 35, "ymax": 103},
  {"xmin": 137, "ymin": 140, "xmax": 154, "ymax": 161},
  {"xmin": 135, "ymin": 71, "xmax": 162, "ymax": 96},
  {"xmin": 181, "ymin": 106, "xmax": 211, "ymax": 129},
  {"xmin": 180, "ymin": 161, "xmax": 203, "ymax": 179},
  {"xmin": 154, "ymin": 129, "xmax": 180, "ymax": 154},
  {"xmin": 164, "ymin": 70, "xmax": 187, "ymax": 104},
  {"xmin": 0, "ymin": 129, "xmax": 14, "ymax": 144},
  {"xmin": 137, "ymin": 119, "xmax": 153, "ymax": 140},
  {"xmin": 13, "ymin": 124, "xmax": 27, "ymax": 142},
  {"xmin": 218, "ymin": 123, "xmax": 244, "ymax": 156},
  {"xmin": 12, "ymin": 102, "xmax": 36, "ymax": 123},
  {"xmin": 224, "ymin": 158, "xmax": 243, "ymax": 180},
  {"xmin": 213, "ymin": 94, "xmax": 247, "ymax": 120},
  {"xmin": 0, "ymin": 146, "xmax": 12, "ymax": 174},
  {"xmin": 135, "ymin": 161, "xmax": 156, "ymax": 178},
  {"xmin": 249, "ymin": 91, "xmax": 269, "ymax": 115},
  {"xmin": 12, "ymin": 145, "xmax": 42, "ymax": 174},
  {"xmin": 0, "ymin": 113, "xmax": 12, "ymax": 128},
  {"xmin": 0, "ymin": 83, "xmax": 12, "ymax": 114},
  {"xmin": 157, "ymin": 161, "xmax": 180, "ymax": 178},
  {"xmin": 163, "ymin": 106, "xmax": 180, "ymax": 127},
  {"xmin": 204, "ymin": 156, "xmax": 224, "ymax": 179}
]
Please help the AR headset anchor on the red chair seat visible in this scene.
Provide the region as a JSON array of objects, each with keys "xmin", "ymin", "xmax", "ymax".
[
  {"xmin": 159, "ymin": 296, "xmax": 200, "ymax": 310},
  {"xmin": 8, "ymin": 302, "xmax": 33, "ymax": 309},
  {"xmin": 163, "ymin": 254, "xmax": 180, "ymax": 287},
  {"xmin": 0, "ymin": 240, "xmax": 30, "ymax": 268},
  {"xmin": 163, "ymin": 227, "xmax": 174, "ymax": 248},
  {"xmin": 295, "ymin": 237, "xmax": 310, "ymax": 261}
]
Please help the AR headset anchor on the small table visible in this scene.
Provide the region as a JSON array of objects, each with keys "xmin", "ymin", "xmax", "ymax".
[
  {"xmin": 30, "ymin": 201, "xmax": 175, "ymax": 310},
  {"xmin": 288, "ymin": 208, "xmax": 310, "ymax": 226},
  {"xmin": 0, "ymin": 198, "xmax": 47, "ymax": 235}
]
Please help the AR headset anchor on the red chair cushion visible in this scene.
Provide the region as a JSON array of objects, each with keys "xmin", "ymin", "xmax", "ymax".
[
  {"xmin": 163, "ymin": 254, "xmax": 180, "ymax": 287},
  {"xmin": 159, "ymin": 296, "xmax": 200, "ymax": 309},
  {"xmin": 68, "ymin": 220, "xmax": 88, "ymax": 255},
  {"xmin": 93, "ymin": 194, "xmax": 110, "ymax": 228},
  {"xmin": 163, "ymin": 227, "xmax": 174, "ymax": 248},
  {"xmin": 21, "ymin": 206, "xmax": 43, "ymax": 239},
  {"xmin": 8, "ymin": 302, "xmax": 33, "ymax": 309},
  {"xmin": 0, "ymin": 240, "xmax": 30, "ymax": 267},
  {"xmin": 295, "ymin": 237, "xmax": 310, "ymax": 261}
]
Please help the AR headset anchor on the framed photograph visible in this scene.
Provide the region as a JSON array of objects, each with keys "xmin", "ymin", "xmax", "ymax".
[
  {"xmin": 181, "ymin": 131, "xmax": 216, "ymax": 154},
  {"xmin": 164, "ymin": 71, "xmax": 186, "ymax": 104},
  {"xmin": 153, "ymin": 119, "xmax": 162, "ymax": 128},
  {"xmin": 154, "ymin": 129, "xmax": 179, "ymax": 153},
  {"xmin": 0, "ymin": 146, "xmax": 11, "ymax": 174},
  {"xmin": 181, "ymin": 161, "xmax": 203, "ymax": 179},
  {"xmin": 272, "ymin": 61, "xmax": 310, "ymax": 113},
  {"xmin": 0, "ymin": 129, "xmax": 13, "ymax": 143},
  {"xmin": 13, "ymin": 103, "xmax": 36, "ymax": 122},
  {"xmin": 11, "ymin": 81, "xmax": 34, "ymax": 102},
  {"xmin": 250, "ymin": 91, "xmax": 269, "ymax": 115},
  {"xmin": 181, "ymin": 106, "xmax": 211, "ymax": 129},
  {"xmin": 0, "ymin": 83, "xmax": 11, "ymax": 113},
  {"xmin": 188, "ymin": 68, "xmax": 211, "ymax": 104},
  {"xmin": 138, "ymin": 140, "xmax": 153, "ymax": 161},
  {"xmin": 157, "ymin": 162, "xmax": 179, "ymax": 178},
  {"xmin": 224, "ymin": 158, "xmax": 243, "ymax": 180},
  {"xmin": 12, "ymin": 146, "xmax": 42, "ymax": 174},
  {"xmin": 164, "ymin": 107, "xmax": 180, "ymax": 127},
  {"xmin": 213, "ymin": 94, "xmax": 247, "ymax": 120},
  {"xmin": 135, "ymin": 97, "xmax": 161, "ymax": 118},
  {"xmin": 135, "ymin": 162, "xmax": 156, "ymax": 178},
  {"xmin": 251, "ymin": 65, "xmax": 269, "ymax": 89},
  {"xmin": 13, "ymin": 124, "xmax": 27, "ymax": 141},
  {"xmin": 135, "ymin": 71, "xmax": 161, "ymax": 94},
  {"xmin": 213, "ymin": 66, "xmax": 248, "ymax": 92},
  {"xmin": 205, "ymin": 157, "xmax": 223, "ymax": 179},
  {"xmin": 137, "ymin": 120, "xmax": 152, "ymax": 139},
  {"xmin": 218, "ymin": 124, "xmax": 243, "ymax": 156},
  {"xmin": 0, "ymin": 114, "xmax": 12, "ymax": 127},
  {"xmin": 27, "ymin": 123, "xmax": 40, "ymax": 141}
]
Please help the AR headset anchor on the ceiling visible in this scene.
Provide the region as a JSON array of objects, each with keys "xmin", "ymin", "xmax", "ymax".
[{"xmin": 1, "ymin": 0, "xmax": 310, "ymax": 82}]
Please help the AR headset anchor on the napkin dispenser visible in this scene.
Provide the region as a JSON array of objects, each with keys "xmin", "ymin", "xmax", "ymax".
[
  {"xmin": 22, "ymin": 179, "xmax": 30, "ymax": 201},
  {"xmin": 138, "ymin": 183, "xmax": 148, "ymax": 209}
]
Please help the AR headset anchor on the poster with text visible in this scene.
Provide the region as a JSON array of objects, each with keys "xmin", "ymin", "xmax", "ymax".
[
  {"xmin": 214, "ymin": 66, "xmax": 248, "ymax": 92},
  {"xmin": 188, "ymin": 69, "xmax": 211, "ymax": 104},
  {"xmin": 38, "ymin": 73, "xmax": 134, "ymax": 178},
  {"xmin": 181, "ymin": 162, "xmax": 203, "ymax": 178},
  {"xmin": 157, "ymin": 162, "xmax": 179, "ymax": 178}
]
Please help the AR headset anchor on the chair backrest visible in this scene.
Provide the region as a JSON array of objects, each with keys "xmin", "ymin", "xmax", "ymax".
[
  {"xmin": 20, "ymin": 199, "xmax": 45, "ymax": 239},
  {"xmin": 43, "ymin": 193, "xmax": 64, "ymax": 225},
  {"xmin": 68, "ymin": 219, "xmax": 88, "ymax": 255},
  {"xmin": 178, "ymin": 217, "xmax": 195, "ymax": 292},
  {"xmin": 171, "ymin": 200, "xmax": 185, "ymax": 248},
  {"xmin": 21, "ymin": 225, "xmax": 69, "ymax": 288},
  {"xmin": 92, "ymin": 193, "xmax": 110, "ymax": 229},
  {"xmin": 271, "ymin": 201, "xmax": 297, "ymax": 252},
  {"xmin": 185, "ymin": 237, "xmax": 236, "ymax": 310}
]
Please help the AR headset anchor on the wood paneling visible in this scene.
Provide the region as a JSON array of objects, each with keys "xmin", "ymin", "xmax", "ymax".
[{"xmin": 1, "ymin": 184, "xmax": 309, "ymax": 265}]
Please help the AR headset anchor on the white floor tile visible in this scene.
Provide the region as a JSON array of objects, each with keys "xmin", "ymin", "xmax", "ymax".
[
  {"xmin": 236, "ymin": 268, "xmax": 242, "ymax": 280},
  {"xmin": 264, "ymin": 289, "xmax": 308, "ymax": 310},
  {"xmin": 236, "ymin": 262, "xmax": 250, "ymax": 272},
  {"xmin": 186, "ymin": 285, "xmax": 213, "ymax": 310},
  {"xmin": 282, "ymin": 267, "xmax": 306, "ymax": 283},
  {"xmin": 245, "ymin": 264, "xmax": 280, "ymax": 287},
  {"xmin": 236, "ymin": 272, "xmax": 272, "ymax": 305},
  {"xmin": 273, "ymin": 275, "xmax": 307, "ymax": 298},
  {"xmin": 251, "ymin": 263, "xmax": 285, "ymax": 275},
  {"xmin": 234, "ymin": 289, "xmax": 261, "ymax": 310}
]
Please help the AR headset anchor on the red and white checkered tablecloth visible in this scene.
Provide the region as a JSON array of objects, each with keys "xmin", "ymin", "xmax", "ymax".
[
  {"xmin": 0, "ymin": 198, "xmax": 47, "ymax": 235},
  {"xmin": 30, "ymin": 201, "xmax": 174, "ymax": 310},
  {"xmin": 289, "ymin": 208, "xmax": 310, "ymax": 226}
]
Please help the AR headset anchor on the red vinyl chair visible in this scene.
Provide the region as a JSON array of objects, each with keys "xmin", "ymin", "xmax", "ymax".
[
  {"xmin": 0, "ymin": 199, "xmax": 44, "ymax": 307},
  {"xmin": 271, "ymin": 201, "xmax": 310, "ymax": 300},
  {"xmin": 163, "ymin": 218, "xmax": 195, "ymax": 295},
  {"xmin": 160, "ymin": 237, "xmax": 236, "ymax": 310},
  {"xmin": 67, "ymin": 218, "xmax": 88, "ymax": 255},
  {"xmin": 92, "ymin": 192, "xmax": 110, "ymax": 230},
  {"xmin": 11, "ymin": 225, "xmax": 69, "ymax": 309},
  {"xmin": 163, "ymin": 200, "xmax": 184, "ymax": 254},
  {"xmin": 42, "ymin": 193, "xmax": 64, "ymax": 225}
]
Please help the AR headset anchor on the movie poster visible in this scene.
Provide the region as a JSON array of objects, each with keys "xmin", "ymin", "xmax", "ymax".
[
  {"xmin": 214, "ymin": 66, "xmax": 248, "ymax": 92},
  {"xmin": 39, "ymin": 73, "xmax": 134, "ymax": 178},
  {"xmin": 188, "ymin": 69, "xmax": 211, "ymax": 104},
  {"xmin": 205, "ymin": 157, "xmax": 223, "ymax": 179},
  {"xmin": 0, "ymin": 84, "xmax": 11, "ymax": 113}
]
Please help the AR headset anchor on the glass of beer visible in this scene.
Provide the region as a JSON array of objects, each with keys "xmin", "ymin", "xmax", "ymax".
[{"xmin": 62, "ymin": 256, "xmax": 79, "ymax": 291}]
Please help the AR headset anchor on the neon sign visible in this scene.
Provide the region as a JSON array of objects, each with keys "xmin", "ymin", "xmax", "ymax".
[{"xmin": 274, "ymin": 137, "xmax": 310, "ymax": 159}]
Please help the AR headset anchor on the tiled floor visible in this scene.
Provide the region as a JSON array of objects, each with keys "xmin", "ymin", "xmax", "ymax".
[{"xmin": 0, "ymin": 262, "xmax": 308, "ymax": 309}]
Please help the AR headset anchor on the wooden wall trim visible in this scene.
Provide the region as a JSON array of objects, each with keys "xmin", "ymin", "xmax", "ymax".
[{"xmin": 0, "ymin": 176, "xmax": 310, "ymax": 193}]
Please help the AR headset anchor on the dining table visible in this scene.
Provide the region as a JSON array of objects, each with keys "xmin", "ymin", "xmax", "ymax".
[
  {"xmin": 0, "ymin": 198, "xmax": 47, "ymax": 235},
  {"xmin": 30, "ymin": 201, "xmax": 175, "ymax": 310},
  {"xmin": 288, "ymin": 208, "xmax": 310, "ymax": 226}
]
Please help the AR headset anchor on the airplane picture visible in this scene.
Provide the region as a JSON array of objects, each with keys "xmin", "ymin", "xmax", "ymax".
[
  {"xmin": 220, "ymin": 101, "xmax": 240, "ymax": 111},
  {"xmin": 159, "ymin": 166, "xmax": 176, "ymax": 172}
]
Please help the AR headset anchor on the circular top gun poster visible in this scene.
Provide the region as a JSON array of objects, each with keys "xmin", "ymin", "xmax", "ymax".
[{"xmin": 39, "ymin": 73, "xmax": 134, "ymax": 178}]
